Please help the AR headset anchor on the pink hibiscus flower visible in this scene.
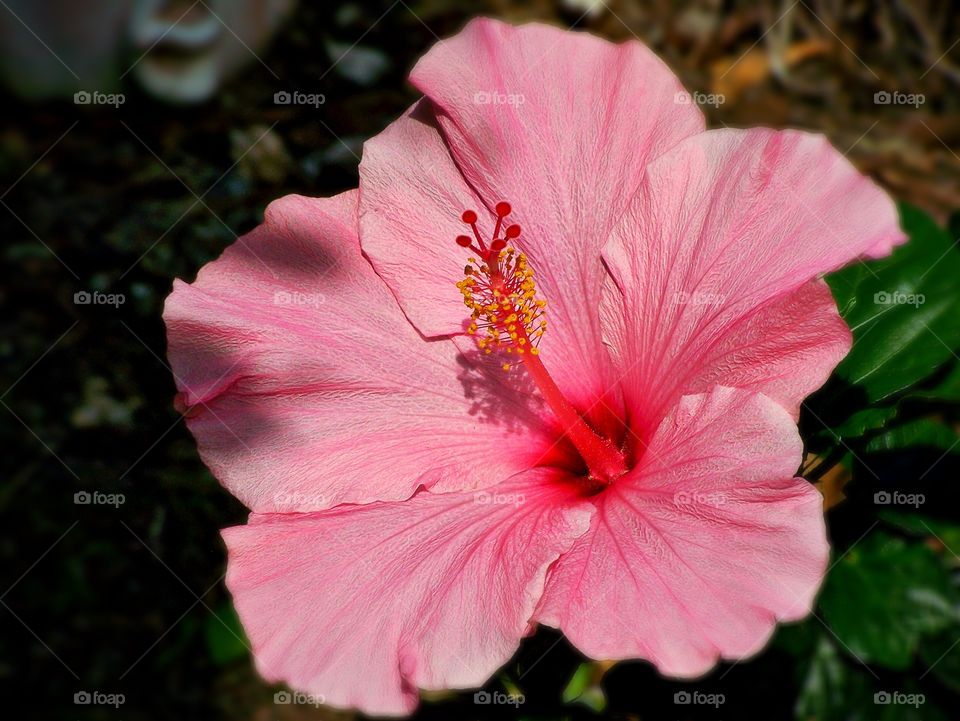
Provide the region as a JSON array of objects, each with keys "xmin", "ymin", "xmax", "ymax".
[{"xmin": 164, "ymin": 18, "xmax": 905, "ymax": 716}]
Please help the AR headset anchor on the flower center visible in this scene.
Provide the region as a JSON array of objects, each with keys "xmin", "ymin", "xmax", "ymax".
[{"xmin": 454, "ymin": 202, "xmax": 627, "ymax": 485}]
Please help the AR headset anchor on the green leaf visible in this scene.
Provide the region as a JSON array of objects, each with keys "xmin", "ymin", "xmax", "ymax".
[
  {"xmin": 815, "ymin": 404, "xmax": 899, "ymax": 445},
  {"xmin": 909, "ymin": 361, "xmax": 960, "ymax": 403},
  {"xmin": 865, "ymin": 418, "xmax": 960, "ymax": 453},
  {"xmin": 561, "ymin": 662, "xmax": 607, "ymax": 712},
  {"xmin": 204, "ymin": 603, "xmax": 249, "ymax": 666},
  {"xmin": 880, "ymin": 511, "xmax": 960, "ymax": 551},
  {"xmin": 920, "ymin": 632, "xmax": 960, "ymax": 693},
  {"xmin": 796, "ymin": 635, "xmax": 948, "ymax": 721},
  {"xmin": 772, "ymin": 618, "xmax": 819, "ymax": 657},
  {"xmin": 498, "ymin": 673, "xmax": 524, "ymax": 699},
  {"xmin": 795, "ymin": 636, "xmax": 871, "ymax": 721},
  {"xmin": 819, "ymin": 532, "xmax": 958, "ymax": 668},
  {"xmin": 827, "ymin": 204, "xmax": 960, "ymax": 403},
  {"xmin": 948, "ymin": 209, "xmax": 960, "ymax": 242}
]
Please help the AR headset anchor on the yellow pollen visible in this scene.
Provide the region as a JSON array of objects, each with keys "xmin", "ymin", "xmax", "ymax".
[{"xmin": 455, "ymin": 246, "xmax": 547, "ymax": 371}]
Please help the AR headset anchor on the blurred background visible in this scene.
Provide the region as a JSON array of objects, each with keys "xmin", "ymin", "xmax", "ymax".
[{"xmin": 2, "ymin": 1, "xmax": 959, "ymax": 719}]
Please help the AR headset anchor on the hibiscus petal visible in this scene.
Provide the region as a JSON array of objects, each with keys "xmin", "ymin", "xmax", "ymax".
[
  {"xmin": 675, "ymin": 279, "xmax": 850, "ymax": 412},
  {"xmin": 359, "ymin": 101, "xmax": 486, "ymax": 339},
  {"xmin": 600, "ymin": 128, "xmax": 905, "ymax": 430},
  {"xmin": 361, "ymin": 19, "xmax": 704, "ymax": 413},
  {"xmin": 164, "ymin": 191, "xmax": 558, "ymax": 512},
  {"xmin": 537, "ymin": 387, "xmax": 828, "ymax": 676},
  {"xmin": 222, "ymin": 472, "xmax": 592, "ymax": 716}
]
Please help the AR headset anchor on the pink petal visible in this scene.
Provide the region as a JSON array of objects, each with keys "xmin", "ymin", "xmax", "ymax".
[
  {"xmin": 537, "ymin": 387, "xmax": 829, "ymax": 676},
  {"xmin": 164, "ymin": 191, "xmax": 559, "ymax": 512},
  {"xmin": 600, "ymin": 128, "xmax": 905, "ymax": 430},
  {"xmin": 222, "ymin": 472, "xmax": 593, "ymax": 716},
  {"xmin": 678, "ymin": 279, "xmax": 850, "ymax": 414},
  {"xmin": 359, "ymin": 101, "xmax": 486, "ymax": 340},
  {"xmin": 361, "ymin": 19, "xmax": 704, "ymax": 414}
]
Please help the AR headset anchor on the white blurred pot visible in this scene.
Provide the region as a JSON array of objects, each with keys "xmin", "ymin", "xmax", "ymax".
[{"xmin": 0, "ymin": 0, "xmax": 296, "ymax": 103}]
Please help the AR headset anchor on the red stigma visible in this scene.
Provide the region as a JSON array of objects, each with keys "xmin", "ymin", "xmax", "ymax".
[
  {"xmin": 452, "ymin": 201, "xmax": 524, "ymax": 259},
  {"xmin": 453, "ymin": 201, "xmax": 517, "ymax": 258}
]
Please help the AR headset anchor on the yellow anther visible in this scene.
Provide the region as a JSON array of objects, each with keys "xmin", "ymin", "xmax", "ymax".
[{"xmin": 455, "ymin": 236, "xmax": 547, "ymax": 361}]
